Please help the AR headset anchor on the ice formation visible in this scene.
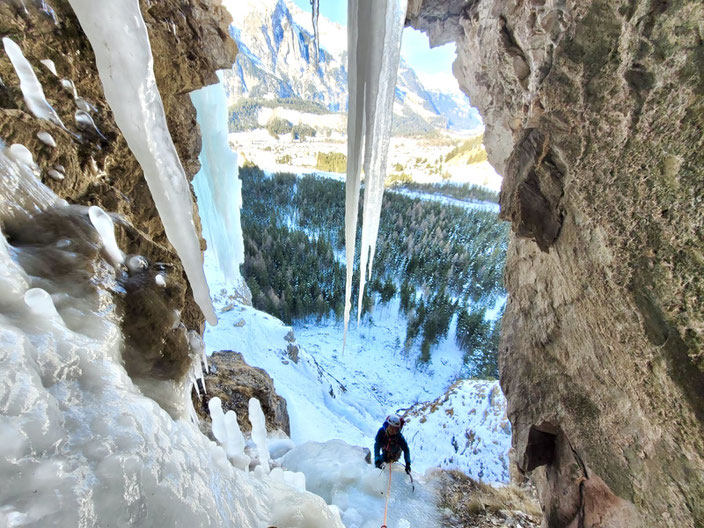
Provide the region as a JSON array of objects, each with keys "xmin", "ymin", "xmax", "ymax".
[
  {"xmin": 190, "ymin": 73, "xmax": 245, "ymax": 287},
  {"xmin": 47, "ymin": 168, "xmax": 64, "ymax": 180},
  {"xmin": 37, "ymin": 130, "xmax": 56, "ymax": 147},
  {"xmin": 60, "ymin": 78, "xmax": 76, "ymax": 96},
  {"xmin": 209, "ymin": 397, "xmax": 251, "ymax": 470},
  {"xmin": 2, "ymin": 37, "xmax": 65, "ymax": 128},
  {"xmin": 88, "ymin": 205, "xmax": 124, "ymax": 266},
  {"xmin": 310, "ymin": 0, "xmax": 320, "ymax": 64},
  {"xmin": 126, "ymin": 255, "xmax": 148, "ymax": 273},
  {"xmin": 66, "ymin": 0, "xmax": 217, "ymax": 325},
  {"xmin": 0, "ymin": 146, "xmax": 347, "ymax": 527},
  {"xmin": 249, "ymin": 398, "xmax": 271, "ymax": 473},
  {"xmin": 24, "ymin": 287, "xmax": 60, "ymax": 318},
  {"xmin": 40, "ymin": 58, "xmax": 57, "ymax": 76},
  {"xmin": 343, "ymin": 0, "xmax": 407, "ymax": 344},
  {"xmin": 8, "ymin": 143, "xmax": 36, "ymax": 170},
  {"xmin": 75, "ymin": 109, "xmax": 106, "ymax": 139},
  {"xmin": 282, "ymin": 440, "xmax": 440, "ymax": 528}
]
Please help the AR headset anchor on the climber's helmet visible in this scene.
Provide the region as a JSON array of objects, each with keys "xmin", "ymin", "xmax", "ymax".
[{"xmin": 386, "ymin": 414, "xmax": 403, "ymax": 434}]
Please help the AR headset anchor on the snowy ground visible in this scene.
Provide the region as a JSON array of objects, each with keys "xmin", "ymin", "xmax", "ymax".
[
  {"xmin": 230, "ymin": 131, "xmax": 504, "ymax": 193},
  {"xmin": 202, "ymin": 253, "xmax": 511, "ymax": 483}
]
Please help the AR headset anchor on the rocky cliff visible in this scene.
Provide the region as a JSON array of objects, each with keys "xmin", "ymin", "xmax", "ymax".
[
  {"xmin": 0, "ymin": 0, "xmax": 235, "ymax": 386},
  {"xmin": 408, "ymin": 0, "xmax": 703, "ymax": 526}
]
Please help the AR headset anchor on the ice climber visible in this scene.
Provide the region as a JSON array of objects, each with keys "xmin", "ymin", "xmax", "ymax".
[{"xmin": 374, "ymin": 414, "xmax": 411, "ymax": 474}]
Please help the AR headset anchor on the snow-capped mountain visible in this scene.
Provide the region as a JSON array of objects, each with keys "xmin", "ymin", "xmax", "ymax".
[
  {"xmin": 223, "ymin": 0, "xmax": 348, "ymax": 111},
  {"xmin": 222, "ymin": 0, "xmax": 482, "ymax": 133}
]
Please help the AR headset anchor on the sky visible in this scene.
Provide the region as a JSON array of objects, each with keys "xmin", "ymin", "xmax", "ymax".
[{"xmin": 290, "ymin": 0, "xmax": 461, "ymax": 92}]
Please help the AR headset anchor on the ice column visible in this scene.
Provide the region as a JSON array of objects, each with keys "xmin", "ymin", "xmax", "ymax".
[
  {"xmin": 343, "ymin": 0, "xmax": 407, "ymax": 345},
  {"xmin": 66, "ymin": 0, "xmax": 217, "ymax": 325},
  {"xmin": 190, "ymin": 73, "xmax": 245, "ymax": 287},
  {"xmin": 209, "ymin": 397, "xmax": 250, "ymax": 471},
  {"xmin": 249, "ymin": 398, "xmax": 270, "ymax": 473}
]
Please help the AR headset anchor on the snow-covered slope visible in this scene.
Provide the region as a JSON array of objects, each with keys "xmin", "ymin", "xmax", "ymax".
[
  {"xmin": 406, "ymin": 380, "xmax": 511, "ymax": 482},
  {"xmin": 202, "ymin": 252, "xmax": 511, "ymax": 483}
]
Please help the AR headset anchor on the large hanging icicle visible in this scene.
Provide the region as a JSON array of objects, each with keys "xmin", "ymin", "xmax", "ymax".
[
  {"xmin": 310, "ymin": 0, "xmax": 320, "ymax": 64},
  {"xmin": 343, "ymin": 0, "xmax": 407, "ymax": 347},
  {"xmin": 66, "ymin": 0, "xmax": 217, "ymax": 325},
  {"xmin": 190, "ymin": 72, "xmax": 245, "ymax": 288}
]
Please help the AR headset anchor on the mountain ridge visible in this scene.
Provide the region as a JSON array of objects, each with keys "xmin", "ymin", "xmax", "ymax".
[{"xmin": 222, "ymin": 0, "xmax": 482, "ymax": 134}]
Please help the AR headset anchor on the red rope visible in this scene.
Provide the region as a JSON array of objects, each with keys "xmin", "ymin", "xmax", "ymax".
[{"xmin": 381, "ymin": 464, "xmax": 392, "ymax": 528}]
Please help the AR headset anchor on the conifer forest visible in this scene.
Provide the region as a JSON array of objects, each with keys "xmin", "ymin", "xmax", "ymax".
[{"xmin": 240, "ymin": 166, "xmax": 509, "ymax": 378}]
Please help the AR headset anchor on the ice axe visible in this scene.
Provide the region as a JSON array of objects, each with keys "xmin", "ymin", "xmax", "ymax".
[{"xmin": 405, "ymin": 466, "xmax": 415, "ymax": 492}]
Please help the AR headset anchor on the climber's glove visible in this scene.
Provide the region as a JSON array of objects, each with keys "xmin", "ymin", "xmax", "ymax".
[
  {"xmin": 405, "ymin": 463, "xmax": 411, "ymax": 474},
  {"xmin": 375, "ymin": 459, "xmax": 383, "ymax": 469}
]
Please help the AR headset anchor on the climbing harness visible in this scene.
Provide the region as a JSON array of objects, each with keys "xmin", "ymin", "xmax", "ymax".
[{"xmin": 381, "ymin": 463, "xmax": 392, "ymax": 528}]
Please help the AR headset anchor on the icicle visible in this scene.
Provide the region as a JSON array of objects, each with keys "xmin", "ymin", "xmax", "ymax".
[
  {"xmin": 249, "ymin": 398, "xmax": 270, "ymax": 473},
  {"xmin": 2, "ymin": 37, "xmax": 65, "ymax": 128},
  {"xmin": 88, "ymin": 205, "xmax": 124, "ymax": 266},
  {"xmin": 66, "ymin": 0, "xmax": 217, "ymax": 325},
  {"xmin": 310, "ymin": 0, "xmax": 320, "ymax": 64},
  {"xmin": 343, "ymin": 0, "xmax": 407, "ymax": 347}
]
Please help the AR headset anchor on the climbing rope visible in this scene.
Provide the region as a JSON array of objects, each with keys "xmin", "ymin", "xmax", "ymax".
[{"xmin": 381, "ymin": 463, "xmax": 393, "ymax": 528}]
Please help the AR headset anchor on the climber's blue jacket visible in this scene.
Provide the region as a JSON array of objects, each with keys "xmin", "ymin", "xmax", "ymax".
[{"xmin": 374, "ymin": 422, "xmax": 411, "ymax": 466}]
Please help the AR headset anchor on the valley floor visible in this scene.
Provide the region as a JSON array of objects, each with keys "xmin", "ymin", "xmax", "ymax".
[{"xmin": 229, "ymin": 129, "xmax": 503, "ymax": 192}]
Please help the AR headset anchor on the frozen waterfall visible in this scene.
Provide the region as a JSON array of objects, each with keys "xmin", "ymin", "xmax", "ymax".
[
  {"xmin": 343, "ymin": 0, "xmax": 408, "ymax": 346},
  {"xmin": 66, "ymin": 0, "xmax": 217, "ymax": 325},
  {"xmin": 190, "ymin": 72, "xmax": 245, "ymax": 289}
]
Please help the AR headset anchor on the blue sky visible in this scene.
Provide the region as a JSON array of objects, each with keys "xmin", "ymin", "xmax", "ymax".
[{"xmin": 290, "ymin": 0, "xmax": 458, "ymax": 81}]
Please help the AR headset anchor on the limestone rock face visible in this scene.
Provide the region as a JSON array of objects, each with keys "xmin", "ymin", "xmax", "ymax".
[
  {"xmin": 409, "ymin": 1, "xmax": 704, "ymax": 526},
  {"xmin": 0, "ymin": 1, "xmax": 236, "ymax": 380},
  {"xmin": 194, "ymin": 351, "xmax": 291, "ymax": 436}
]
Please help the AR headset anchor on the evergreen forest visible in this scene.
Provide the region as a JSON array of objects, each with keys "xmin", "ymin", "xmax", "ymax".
[{"xmin": 240, "ymin": 166, "xmax": 509, "ymax": 378}]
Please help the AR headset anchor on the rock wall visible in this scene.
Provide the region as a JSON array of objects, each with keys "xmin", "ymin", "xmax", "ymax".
[
  {"xmin": 408, "ymin": 1, "xmax": 704, "ymax": 526},
  {"xmin": 193, "ymin": 351, "xmax": 290, "ymax": 437},
  {"xmin": 0, "ymin": 0, "xmax": 235, "ymax": 382}
]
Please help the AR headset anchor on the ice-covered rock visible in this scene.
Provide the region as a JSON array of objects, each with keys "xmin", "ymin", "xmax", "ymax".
[{"xmin": 66, "ymin": 0, "xmax": 217, "ymax": 325}]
